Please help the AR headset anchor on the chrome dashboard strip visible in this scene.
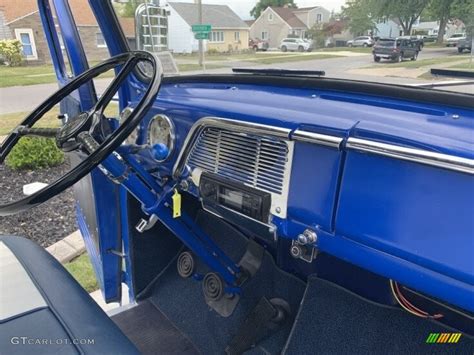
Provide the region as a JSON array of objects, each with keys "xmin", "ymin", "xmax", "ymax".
[
  {"xmin": 292, "ymin": 130, "xmax": 343, "ymax": 149},
  {"xmin": 346, "ymin": 137, "xmax": 474, "ymax": 175},
  {"xmin": 172, "ymin": 117, "xmax": 291, "ymax": 178}
]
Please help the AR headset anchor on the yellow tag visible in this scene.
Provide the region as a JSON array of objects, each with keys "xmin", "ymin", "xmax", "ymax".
[{"xmin": 172, "ymin": 189, "xmax": 181, "ymax": 218}]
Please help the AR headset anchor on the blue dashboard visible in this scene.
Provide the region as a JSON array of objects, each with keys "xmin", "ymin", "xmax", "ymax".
[{"xmin": 121, "ymin": 77, "xmax": 474, "ymax": 312}]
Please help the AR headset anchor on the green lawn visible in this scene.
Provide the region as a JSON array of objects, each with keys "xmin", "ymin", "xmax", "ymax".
[
  {"xmin": 65, "ymin": 254, "xmax": 99, "ymax": 293},
  {"xmin": 449, "ymin": 61, "xmax": 474, "ymax": 70},
  {"xmin": 0, "ymin": 63, "xmax": 114, "ymax": 88},
  {"xmin": 250, "ymin": 53, "xmax": 341, "ymax": 65},
  {"xmin": 0, "ymin": 105, "xmax": 119, "ymax": 135},
  {"xmin": 178, "ymin": 63, "xmax": 227, "ymax": 71},
  {"xmin": 380, "ymin": 55, "xmax": 469, "ymax": 68}
]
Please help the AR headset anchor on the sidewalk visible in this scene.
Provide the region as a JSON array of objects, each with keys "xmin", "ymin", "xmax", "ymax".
[{"xmin": 0, "ymin": 78, "xmax": 112, "ymax": 115}]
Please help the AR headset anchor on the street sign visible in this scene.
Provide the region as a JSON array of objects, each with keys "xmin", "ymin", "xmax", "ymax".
[
  {"xmin": 192, "ymin": 24, "xmax": 212, "ymax": 33},
  {"xmin": 195, "ymin": 32, "xmax": 209, "ymax": 40}
]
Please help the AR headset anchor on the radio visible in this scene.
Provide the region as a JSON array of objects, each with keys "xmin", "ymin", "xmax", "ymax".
[{"xmin": 199, "ymin": 173, "xmax": 271, "ymax": 223}]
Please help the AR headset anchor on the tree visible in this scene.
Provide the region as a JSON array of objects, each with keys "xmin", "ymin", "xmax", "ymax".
[
  {"xmin": 341, "ymin": 0, "xmax": 376, "ymax": 36},
  {"xmin": 424, "ymin": 0, "xmax": 474, "ymax": 43},
  {"xmin": 250, "ymin": 0, "xmax": 297, "ymax": 19},
  {"xmin": 373, "ymin": 0, "xmax": 430, "ymax": 35}
]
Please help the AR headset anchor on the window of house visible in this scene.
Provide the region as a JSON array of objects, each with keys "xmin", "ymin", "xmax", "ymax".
[
  {"xmin": 234, "ymin": 31, "xmax": 240, "ymax": 42},
  {"xmin": 96, "ymin": 32, "xmax": 107, "ymax": 48},
  {"xmin": 14, "ymin": 29, "xmax": 38, "ymax": 60},
  {"xmin": 210, "ymin": 31, "xmax": 224, "ymax": 43},
  {"xmin": 268, "ymin": 12, "xmax": 273, "ymax": 21},
  {"xmin": 316, "ymin": 14, "xmax": 322, "ymax": 23},
  {"xmin": 261, "ymin": 31, "xmax": 268, "ymax": 40}
]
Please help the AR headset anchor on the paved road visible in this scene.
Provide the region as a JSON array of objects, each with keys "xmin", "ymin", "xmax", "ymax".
[{"xmin": 0, "ymin": 47, "xmax": 471, "ymax": 114}]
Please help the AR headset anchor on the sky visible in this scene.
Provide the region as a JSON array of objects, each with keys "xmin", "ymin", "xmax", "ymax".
[{"xmin": 165, "ymin": 1, "xmax": 347, "ymax": 20}]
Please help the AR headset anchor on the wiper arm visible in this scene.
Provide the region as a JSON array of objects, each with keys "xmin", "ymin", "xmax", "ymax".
[{"xmin": 232, "ymin": 68, "xmax": 325, "ymax": 77}]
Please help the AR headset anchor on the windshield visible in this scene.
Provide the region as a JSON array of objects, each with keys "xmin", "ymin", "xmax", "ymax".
[
  {"xmin": 110, "ymin": 1, "xmax": 473, "ymax": 95},
  {"xmin": 376, "ymin": 39, "xmax": 395, "ymax": 47}
]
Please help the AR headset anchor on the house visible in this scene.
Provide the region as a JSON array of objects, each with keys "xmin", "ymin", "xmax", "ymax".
[
  {"xmin": 0, "ymin": 0, "xmax": 134, "ymax": 64},
  {"xmin": 412, "ymin": 20, "xmax": 466, "ymax": 39},
  {"xmin": 375, "ymin": 19, "xmax": 403, "ymax": 38},
  {"xmin": 249, "ymin": 6, "xmax": 330, "ymax": 49},
  {"xmin": 164, "ymin": 2, "xmax": 249, "ymax": 54},
  {"xmin": 292, "ymin": 6, "xmax": 330, "ymax": 29}
]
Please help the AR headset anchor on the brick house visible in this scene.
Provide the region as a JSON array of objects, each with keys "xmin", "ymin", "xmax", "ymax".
[{"xmin": 0, "ymin": 0, "xmax": 134, "ymax": 64}]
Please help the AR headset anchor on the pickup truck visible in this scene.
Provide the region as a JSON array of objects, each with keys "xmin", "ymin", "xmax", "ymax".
[{"xmin": 1, "ymin": 1, "xmax": 473, "ymax": 354}]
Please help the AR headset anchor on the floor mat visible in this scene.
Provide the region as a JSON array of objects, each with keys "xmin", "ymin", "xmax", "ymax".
[
  {"xmin": 112, "ymin": 300, "xmax": 199, "ymax": 354},
  {"xmin": 148, "ymin": 211, "xmax": 306, "ymax": 354},
  {"xmin": 283, "ymin": 275, "xmax": 474, "ymax": 355}
]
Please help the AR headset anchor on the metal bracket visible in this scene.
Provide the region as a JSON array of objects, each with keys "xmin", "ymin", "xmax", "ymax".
[
  {"xmin": 135, "ymin": 214, "xmax": 159, "ymax": 233},
  {"xmin": 290, "ymin": 240, "xmax": 317, "ymax": 263}
]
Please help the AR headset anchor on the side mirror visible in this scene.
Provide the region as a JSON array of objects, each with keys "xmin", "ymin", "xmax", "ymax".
[{"xmin": 135, "ymin": 3, "xmax": 168, "ymax": 52}]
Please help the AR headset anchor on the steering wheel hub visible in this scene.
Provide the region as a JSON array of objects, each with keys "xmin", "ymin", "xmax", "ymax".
[{"xmin": 56, "ymin": 112, "xmax": 91, "ymax": 149}]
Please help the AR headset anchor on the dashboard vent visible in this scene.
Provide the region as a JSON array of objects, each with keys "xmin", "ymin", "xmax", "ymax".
[{"xmin": 187, "ymin": 127, "xmax": 291, "ymax": 195}]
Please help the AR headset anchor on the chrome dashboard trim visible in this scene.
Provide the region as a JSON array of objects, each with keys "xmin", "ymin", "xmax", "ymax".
[
  {"xmin": 173, "ymin": 117, "xmax": 291, "ymax": 179},
  {"xmin": 292, "ymin": 130, "xmax": 343, "ymax": 149},
  {"xmin": 346, "ymin": 137, "xmax": 474, "ymax": 175}
]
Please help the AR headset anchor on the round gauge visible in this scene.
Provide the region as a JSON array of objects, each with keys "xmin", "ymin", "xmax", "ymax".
[
  {"xmin": 119, "ymin": 107, "xmax": 139, "ymax": 145},
  {"xmin": 147, "ymin": 114, "xmax": 175, "ymax": 161}
]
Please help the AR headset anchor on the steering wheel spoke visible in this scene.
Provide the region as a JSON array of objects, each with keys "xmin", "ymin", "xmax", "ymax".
[
  {"xmin": 16, "ymin": 126, "xmax": 60, "ymax": 138},
  {"xmin": 91, "ymin": 55, "xmax": 138, "ymax": 117}
]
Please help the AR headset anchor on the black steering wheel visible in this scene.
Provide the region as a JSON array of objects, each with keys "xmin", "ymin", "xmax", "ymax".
[{"xmin": 0, "ymin": 51, "xmax": 162, "ymax": 216}]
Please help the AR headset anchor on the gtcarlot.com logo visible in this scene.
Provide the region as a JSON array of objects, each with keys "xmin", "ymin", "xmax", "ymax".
[{"xmin": 11, "ymin": 337, "xmax": 95, "ymax": 346}]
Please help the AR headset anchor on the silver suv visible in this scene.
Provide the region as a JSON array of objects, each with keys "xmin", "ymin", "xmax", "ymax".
[
  {"xmin": 346, "ymin": 36, "xmax": 374, "ymax": 47},
  {"xmin": 280, "ymin": 38, "xmax": 312, "ymax": 52}
]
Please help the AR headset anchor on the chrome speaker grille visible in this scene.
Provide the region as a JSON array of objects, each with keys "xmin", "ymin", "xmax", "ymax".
[{"xmin": 186, "ymin": 127, "xmax": 294, "ymax": 218}]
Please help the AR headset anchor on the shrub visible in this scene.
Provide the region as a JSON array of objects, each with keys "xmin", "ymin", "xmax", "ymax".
[
  {"xmin": 0, "ymin": 39, "xmax": 23, "ymax": 66},
  {"xmin": 5, "ymin": 137, "xmax": 64, "ymax": 170}
]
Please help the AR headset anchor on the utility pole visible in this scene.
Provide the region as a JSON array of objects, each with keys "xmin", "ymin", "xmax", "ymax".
[{"xmin": 197, "ymin": 0, "xmax": 205, "ymax": 70}]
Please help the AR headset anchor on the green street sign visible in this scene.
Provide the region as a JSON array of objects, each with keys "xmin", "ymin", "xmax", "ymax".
[
  {"xmin": 192, "ymin": 24, "xmax": 212, "ymax": 33},
  {"xmin": 195, "ymin": 32, "xmax": 209, "ymax": 40}
]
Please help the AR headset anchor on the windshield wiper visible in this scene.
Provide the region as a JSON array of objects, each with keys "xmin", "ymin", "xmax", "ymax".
[{"xmin": 232, "ymin": 68, "xmax": 325, "ymax": 77}]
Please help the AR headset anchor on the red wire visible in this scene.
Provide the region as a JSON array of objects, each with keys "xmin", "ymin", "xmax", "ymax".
[{"xmin": 394, "ymin": 282, "xmax": 443, "ymax": 319}]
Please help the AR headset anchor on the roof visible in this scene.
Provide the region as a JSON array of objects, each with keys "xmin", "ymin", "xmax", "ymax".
[
  {"xmin": 245, "ymin": 20, "xmax": 255, "ymax": 27},
  {"xmin": 0, "ymin": 0, "xmax": 134, "ymax": 36},
  {"xmin": 0, "ymin": 0, "xmax": 38, "ymax": 24},
  {"xmin": 168, "ymin": 2, "xmax": 248, "ymax": 29},
  {"xmin": 292, "ymin": 6, "xmax": 320, "ymax": 12},
  {"xmin": 1, "ymin": 0, "xmax": 96, "ymax": 25},
  {"xmin": 268, "ymin": 6, "xmax": 306, "ymax": 28},
  {"xmin": 117, "ymin": 17, "xmax": 135, "ymax": 37}
]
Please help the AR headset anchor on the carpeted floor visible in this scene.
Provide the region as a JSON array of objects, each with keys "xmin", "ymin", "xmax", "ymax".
[
  {"xmin": 148, "ymin": 211, "xmax": 307, "ymax": 354},
  {"xmin": 283, "ymin": 275, "xmax": 474, "ymax": 355},
  {"xmin": 112, "ymin": 300, "xmax": 199, "ymax": 354}
]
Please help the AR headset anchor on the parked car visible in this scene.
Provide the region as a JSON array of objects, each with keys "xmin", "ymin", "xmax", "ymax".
[
  {"xmin": 346, "ymin": 36, "xmax": 374, "ymax": 47},
  {"xmin": 457, "ymin": 36, "xmax": 472, "ymax": 53},
  {"xmin": 249, "ymin": 38, "xmax": 269, "ymax": 52},
  {"xmin": 399, "ymin": 35, "xmax": 424, "ymax": 51},
  {"xmin": 280, "ymin": 38, "xmax": 313, "ymax": 52},
  {"xmin": 373, "ymin": 37, "xmax": 419, "ymax": 62},
  {"xmin": 446, "ymin": 33, "xmax": 466, "ymax": 47}
]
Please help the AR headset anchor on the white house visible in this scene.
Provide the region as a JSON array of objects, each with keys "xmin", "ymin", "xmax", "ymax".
[
  {"xmin": 163, "ymin": 2, "xmax": 249, "ymax": 54},
  {"xmin": 375, "ymin": 19, "xmax": 403, "ymax": 38}
]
